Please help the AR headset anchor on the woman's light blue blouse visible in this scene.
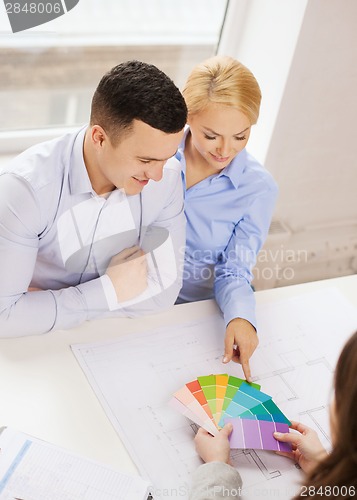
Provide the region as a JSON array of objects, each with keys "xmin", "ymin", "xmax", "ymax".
[{"xmin": 177, "ymin": 130, "xmax": 278, "ymax": 329}]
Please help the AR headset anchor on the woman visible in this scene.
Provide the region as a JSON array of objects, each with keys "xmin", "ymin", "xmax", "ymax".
[
  {"xmin": 190, "ymin": 330, "xmax": 357, "ymax": 499},
  {"xmin": 177, "ymin": 56, "xmax": 278, "ymax": 381}
]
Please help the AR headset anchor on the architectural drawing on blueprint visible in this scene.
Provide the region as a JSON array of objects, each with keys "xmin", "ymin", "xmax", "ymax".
[{"xmin": 72, "ymin": 288, "xmax": 357, "ymax": 499}]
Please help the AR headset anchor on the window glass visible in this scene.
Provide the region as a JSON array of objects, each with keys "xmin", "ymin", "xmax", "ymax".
[{"xmin": 0, "ymin": 0, "xmax": 228, "ymax": 131}]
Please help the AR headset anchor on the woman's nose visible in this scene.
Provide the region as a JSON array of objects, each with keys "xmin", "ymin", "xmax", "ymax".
[{"xmin": 216, "ymin": 141, "xmax": 231, "ymax": 157}]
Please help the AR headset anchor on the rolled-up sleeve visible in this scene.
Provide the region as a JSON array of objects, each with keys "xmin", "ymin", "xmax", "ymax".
[{"xmin": 214, "ymin": 184, "xmax": 278, "ymax": 329}]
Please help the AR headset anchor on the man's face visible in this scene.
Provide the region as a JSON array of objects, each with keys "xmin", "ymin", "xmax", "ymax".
[{"xmin": 91, "ymin": 120, "xmax": 184, "ymax": 196}]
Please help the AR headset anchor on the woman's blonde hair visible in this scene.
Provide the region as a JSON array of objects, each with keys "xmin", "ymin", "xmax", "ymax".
[{"xmin": 182, "ymin": 55, "xmax": 261, "ymax": 125}]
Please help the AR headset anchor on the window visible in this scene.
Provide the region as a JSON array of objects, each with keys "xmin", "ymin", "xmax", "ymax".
[{"xmin": 0, "ymin": 0, "xmax": 228, "ymax": 134}]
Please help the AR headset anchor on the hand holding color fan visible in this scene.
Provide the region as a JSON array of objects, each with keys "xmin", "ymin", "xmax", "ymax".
[{"xmin": 169, "ymin": 374, "xmax": 292, "ymax": 452}]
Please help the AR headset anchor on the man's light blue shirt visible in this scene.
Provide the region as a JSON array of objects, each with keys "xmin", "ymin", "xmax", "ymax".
[
  {"xmin": 0, "ymin": 127, "xmax": 185, "ymax": 337},
  {"xmin": 176, "ymin": 129, "xmax": 278, "ymax": 329}
]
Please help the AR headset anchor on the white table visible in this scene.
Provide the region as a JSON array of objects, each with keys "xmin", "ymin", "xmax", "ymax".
[{"xmin": 1, "ymin": 275, "xmax": 356, "ymax": 478}]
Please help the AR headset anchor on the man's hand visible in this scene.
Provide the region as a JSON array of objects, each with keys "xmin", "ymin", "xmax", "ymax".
[
  {"xmin": 194, "ymin": 423, "xmax": 233, "ymax": 464},
  {"xmin": 106, "ymin": 246, "xmax": 147, "ymax": 303},
  {"xmin": 274, "ymin": 421, "xmax": 328, "ymax": 474},
  {"xmin": 222, "ymin": 317, "xmax": 258, "ymax": 382}
]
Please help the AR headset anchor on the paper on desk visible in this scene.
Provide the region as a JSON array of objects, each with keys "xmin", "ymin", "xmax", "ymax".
[
  {"xmin": 0, "ymin": 427, "xmax": 151, "ymax": 500},
  {"xmin": 71, "ymin": 287, "xmax": 357, "ymax": 499}
]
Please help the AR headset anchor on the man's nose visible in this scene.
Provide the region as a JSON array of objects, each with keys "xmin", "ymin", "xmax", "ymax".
[{"xmin": 145, "ymin": 162, "xmax": 164, "ymax": 182}]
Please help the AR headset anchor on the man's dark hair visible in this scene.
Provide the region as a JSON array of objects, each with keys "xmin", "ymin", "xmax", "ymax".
[{"xmin": 90, "ymin": 60, "xmax": 187, "ymax": 144}]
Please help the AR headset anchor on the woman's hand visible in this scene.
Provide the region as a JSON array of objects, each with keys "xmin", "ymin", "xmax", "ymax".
[
  {"xmin": 274, "ymin": 421, "xmax": 328, "ymax": 474},
  {"xmin": 194, "ymin": 423, "xmax": 233, "ymax": 464},
  {"xmin": 223, "ymin": 317, "xmax": 258, "ymax": 382}
]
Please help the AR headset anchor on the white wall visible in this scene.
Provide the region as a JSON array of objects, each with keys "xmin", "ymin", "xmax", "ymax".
[
  {"xmin": 219, "ymin": 0, "xmax": 357, "ymax": 288},
  {"xmin": 218, "ymin": 0, "xmax": 308, "ymax": 165},
  {"xmin": 265, "ymin": 0, "xmax": 357, "ymax": 230}
]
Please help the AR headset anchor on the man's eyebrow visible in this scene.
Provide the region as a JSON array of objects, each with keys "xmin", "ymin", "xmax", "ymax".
[
  {"xmin": 137, "ymin": 156, "xmax": 164, "ymax": 161},
  {"xmin": 203, "ymin": 126, "xmax": 250, "ymax": 136},
  {"xmin": 136, "ymin": 150, "xmax": 178, "ymax": 162}
]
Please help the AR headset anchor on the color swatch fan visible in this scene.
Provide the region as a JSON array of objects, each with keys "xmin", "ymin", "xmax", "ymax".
[{"xmin": 170, "ymin": 374, "xmax": 292, "ymax": 452}]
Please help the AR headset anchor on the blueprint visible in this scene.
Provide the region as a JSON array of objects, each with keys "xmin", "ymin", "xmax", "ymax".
[{"xmin": 71, "ymin": 288, "xmax": 357, "ymax": 499}]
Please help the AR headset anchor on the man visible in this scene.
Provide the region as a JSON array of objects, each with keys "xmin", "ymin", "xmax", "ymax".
[{"xmin": 0, "ymin": 60, "xmax": 187, "ymax": 337}]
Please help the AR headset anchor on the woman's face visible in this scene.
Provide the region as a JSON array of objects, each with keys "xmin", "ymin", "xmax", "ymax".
[{"xmin": 187, "ymin": 103, "xmax": 251, "ymax": 171}]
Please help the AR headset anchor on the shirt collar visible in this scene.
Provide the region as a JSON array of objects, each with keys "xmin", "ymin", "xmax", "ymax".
[
  {"xmin": 215, "ymin": 147, "xmax": 247, "ymax": 189},
  {"xmin": 176, "ymin": 125, "xmax": 190, "ymax": 174},
  {"xmin": 69, "ymin": 125, "xmax": 94, "ymax": 195},
  {"xmin": 176, "ymin": 125, "xmax": 246, "ymax": 189}
]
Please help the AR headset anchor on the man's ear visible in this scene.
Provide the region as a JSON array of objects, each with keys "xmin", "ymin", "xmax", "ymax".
[{"xmin": 90, "ymin": 125, "xmax": 107, "ymax": 148}]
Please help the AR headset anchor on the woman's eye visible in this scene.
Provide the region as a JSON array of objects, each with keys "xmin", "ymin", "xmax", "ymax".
[
  {"xmin": 140, "ymin": 160, "xmax": 151, "ymax": 164},
  {"xmin": 204, "ymin": 134, "xmax": 216, "ymax": 140},
  {"xmin": 235, "ymin": 136, "xmax": 246, "ymax": 141}
]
